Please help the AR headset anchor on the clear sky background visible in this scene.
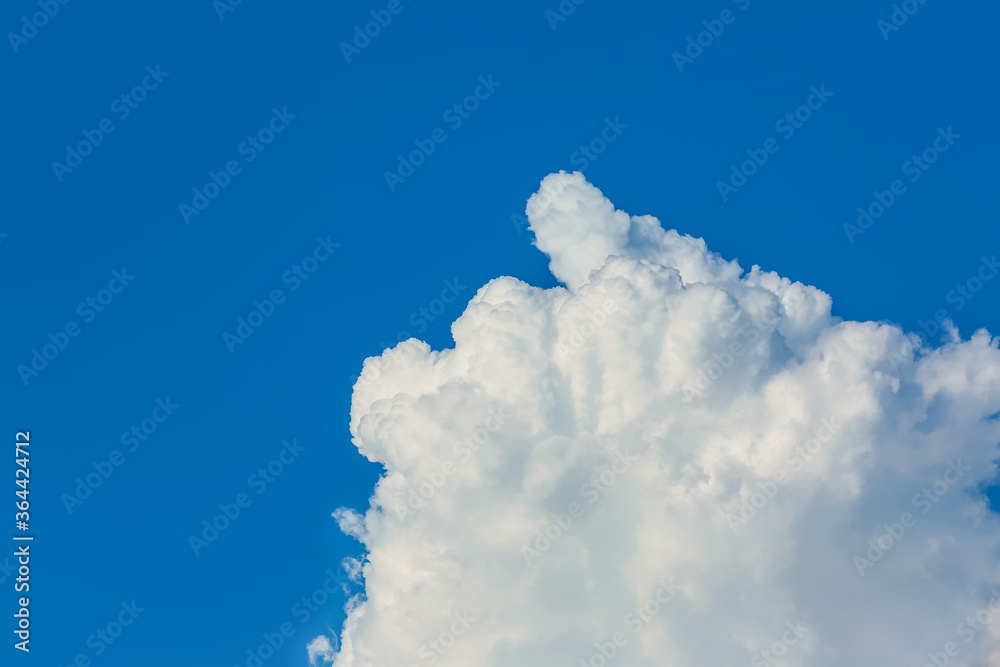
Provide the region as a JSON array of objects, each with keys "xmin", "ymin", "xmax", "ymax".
[{"xmin": 2, "ymin": 0, "xmax": 998, "ymax": 665}]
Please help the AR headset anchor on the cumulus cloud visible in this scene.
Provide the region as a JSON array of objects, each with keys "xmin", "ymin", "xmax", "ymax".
[{"xmin": 320, "ymin": 171, "xmax": 1000, "ymax": 666}]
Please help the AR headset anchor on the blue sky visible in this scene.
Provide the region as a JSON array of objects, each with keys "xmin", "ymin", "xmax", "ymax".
[{"xmin": 2, "ymin": 0, "xmax": 998, "ymax": 665}]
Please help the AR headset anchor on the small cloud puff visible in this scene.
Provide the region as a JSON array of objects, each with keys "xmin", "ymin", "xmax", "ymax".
[{"xmin": 307, "ymin": 634, "xmax": 337, "ymax": 666}]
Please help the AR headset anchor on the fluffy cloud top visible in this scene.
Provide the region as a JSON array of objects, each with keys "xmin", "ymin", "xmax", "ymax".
[{"xmin": 321, "ymin": 172, "xmax": 1000, "ymax": 666}]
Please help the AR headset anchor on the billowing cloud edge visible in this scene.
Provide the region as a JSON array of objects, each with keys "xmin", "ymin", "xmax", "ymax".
[{"xmin": 316, "ymin": 171, "xmax": 1000, "ymax": 667}]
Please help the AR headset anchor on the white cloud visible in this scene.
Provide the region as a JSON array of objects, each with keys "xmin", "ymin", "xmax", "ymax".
[
  {"xmin": 319, "ymin": 171, "xmax": 1000, "ymax": 666},
  {"xmin": 307, "ymin": 634, "xmax": 337, "ymax": 666}
]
